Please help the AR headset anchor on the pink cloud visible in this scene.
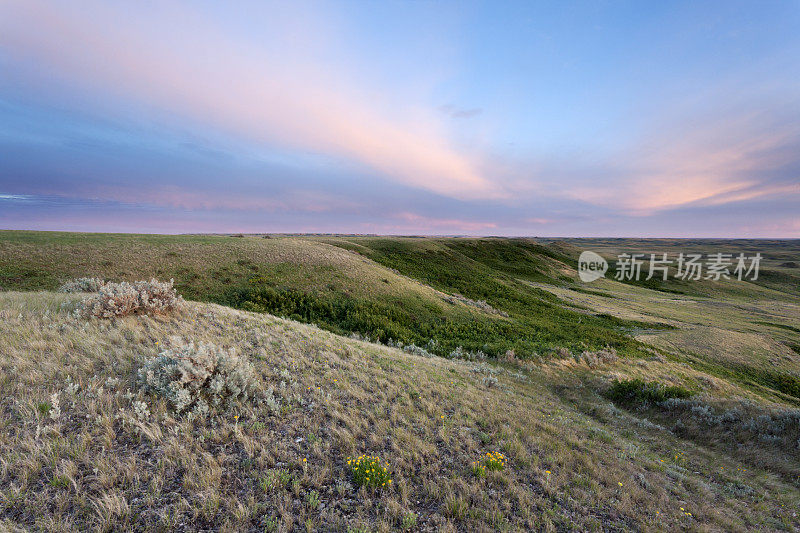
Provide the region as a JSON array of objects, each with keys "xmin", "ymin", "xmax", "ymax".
[
  {"xmin": 524, "ymin": 217, "xmax": 554, "ymax": 225},
  {"xmin": 390, "ymin": 212, "xmax": 498, "ymax": 233},
  {"xmin": 738, "ymin": 217, "xmax": 800, "ymax": 238},
  {"xmin": 563, "ymin": 110, "xmax": 800, "ymax": 214},
  {"xmin": 101, "ymin": 186, "xmax": 361, "ymax": 214},
  {"xmin": 0, "ymin": 1, "xmax": 500, "ymax": 201}
]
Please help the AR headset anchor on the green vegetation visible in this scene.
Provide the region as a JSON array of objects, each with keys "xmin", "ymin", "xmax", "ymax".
[
  {"xmin": 670, "ymin": 353, "xmax": 800, "ymax": 404},
  {"xmin": 755, "ymin": 321, "xmax": 800, "ymax": 334},
  {"xmin": 0, "ymin": 231, "xmax": 663, "ymax": 359},
  {"xmin": 606, "ymin": 378, "xmax": 694, "ymax": 406},
  {"xmin": 347, "ymin": 455, "xmax": 392, "ymax": 490},
  {"xmin": 313, "ymin": 237, "xmax": 665, "ymax": 357},
  {"xmin": 223, "ymin": 280, "xmax": 652, "ymax": 359},
  {"xmin": 480, "ymin": 451, "xmax": 507, "ymax": 472},
  {"xmin": 470, "ymin": 461, "xmax": 487, "ymax": 478},
  {"xmin": 560, "ymin": 237, "xmax": 800, "ymax": 298},
  {"xmin": 0, "ymin": 289, "xmax": 792, "ymax": 529},
  {"xmin": 2, "ymin": 231, "xmax": 797, "ymax": 404}
]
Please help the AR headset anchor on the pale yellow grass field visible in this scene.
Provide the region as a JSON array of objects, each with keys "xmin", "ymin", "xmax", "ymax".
[
  {"xmin": 527, "ymin": 280, "xmax": 800, "ymax": 377},
  {"xmin": 0, "ymin": 292, "xmax": 797, "ymax": 531}
]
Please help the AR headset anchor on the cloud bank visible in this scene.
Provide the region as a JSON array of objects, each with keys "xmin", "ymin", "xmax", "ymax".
[
  {"xmin": 0, "ymin": 1, "xmax": 798, "ymax": 236},
  {"xmin": 0, "ymin": 1, "xmax": 498, "ymax": 200}
]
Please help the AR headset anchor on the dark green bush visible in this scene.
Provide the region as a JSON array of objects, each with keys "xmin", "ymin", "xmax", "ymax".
[
  {"xmin": 224, "ymin": 280, "xmax": 655, "ymax": 360},
  {"xmin": 607, "ymin": 378, "xmax": 693, "ymax": 406}
]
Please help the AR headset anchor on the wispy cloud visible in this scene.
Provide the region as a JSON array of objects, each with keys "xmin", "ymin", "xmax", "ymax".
[
  {"xmin": 439, "ymin": 104, "xmax": 483, "ymax": 119},
  {"xmin": 524, "ymin": 217, "xmax": 554, "ymax": 225},
  {"xmin": 392, "ymin": 212, "xmax": 497, "ymax": 232},
  {"xmin": 0, "ymin": 194, "xmax": 32, "ymax": 201},
  {"xmin": 523, "ymin": 98, "xmax": 800, "ymax": 215},
  {"xmin": 0, "ymin": 1, "xmax": 500, "ymax": 200},
  {"xmin": 1, "ymin": 1, "xmax": 798, "ymax": 237}
]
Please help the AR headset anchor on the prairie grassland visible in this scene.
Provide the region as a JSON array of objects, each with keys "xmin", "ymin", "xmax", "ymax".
[
  {"xmin": 0, "ymin": 231, "xmax": 658, "ymax": 359},
  {"xmin": 0, "ymin": 292, "xmax": 798, "ymax": 532},
  {"xmin": 1, "ymin": 232, "xmax": 799, "ymax": 531},
  {"xmin": 528, "ymin": 279, "xmax": 800, "ymax": 371},
  {"xmin": 555, "ymin": 237, "xmax": 800, "ymax": 299},
  {"xmin": 528, "ymin": 275, "xmax": 800, "ymax": 405},
  {"xmin": 0, "ymin": 231, "xmax": 455, "ymax": 306},
  {"xmin": 314, "ymin": 235, "xmax": 800, "ymax": 405}
]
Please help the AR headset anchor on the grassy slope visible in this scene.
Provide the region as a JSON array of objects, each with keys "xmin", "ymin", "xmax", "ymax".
[
  {"xmin": 1, "ymin": 230, "xmax": 797, "ymax": 401},
  {"xmin": 0, "ymin": 231, "xmax": 658, "ymax": 359},
  {"xmin": 526, "ymin": 272, "xmax": 800, "ymax": 404},
  {"xmin": 309, "ymin": 236, "xmax": 665, "ymax": 356},
  {"xmin": 557, "ymin": 237, "xmax": 800, "ymax": 298},
  {"xmin": 317, "ymin": 236, "xmax": 800, "ymax": 402},
  {"xmin": 0, "ymin": 231, "xmax": 448, "ymax": 303},
  {"xmin": 1, "ymin": 292, "xmax": 798, "ymax": 532}
]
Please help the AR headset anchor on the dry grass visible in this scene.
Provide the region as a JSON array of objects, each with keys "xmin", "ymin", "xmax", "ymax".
[
  {"xmin": 0, "ymin": 233, "xmax": 481, "ymax": 315},
  {"xmin": 528, "ymin": 278, "xmax": 800, "ymax": 400},
  {"xmin": 1, "ymin": 291, "xmax": 798, "ymax": 531}
]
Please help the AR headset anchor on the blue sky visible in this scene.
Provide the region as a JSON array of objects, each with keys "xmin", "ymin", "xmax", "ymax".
[{"xmin": 1, "ymin": 0, "xmax": 798, "ymax": 236}]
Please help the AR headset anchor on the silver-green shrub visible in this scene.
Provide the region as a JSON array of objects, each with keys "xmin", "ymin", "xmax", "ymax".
[
  {"xmin": 581, "ymin": 346, "xmax": 618, "ymax": 368},
  {"xmin": 447, "ymin": 346, "xmax": 486, "ymax": 360},
  {"xmin": 80, "ymin": 278, "xmax": 182, "ymax": 318},
  {"xmin": 138, "ymin": 338, "xmax": 257, "ymax": 418}
]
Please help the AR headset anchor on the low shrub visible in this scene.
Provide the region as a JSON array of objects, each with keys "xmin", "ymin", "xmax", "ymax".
[
  {"xmin": 306, "ymin": 490, "xmax": 320, "ymax": 510},
  {"xmin": 581, "ymin": 346, "xmax": 618, "ymax": 368},
  {"xmin": 80, "ymin": 278, "xmax": 182, "ymax": 318},
  {"xmin": 659, "ymin": 397, "xmax": 800, "ymax": 448},
  {"xmin": 400, "ymin": 512, "xmax": 417, "ymax": 531},
  {"xmin": 448, "ymin": 346, "xmax": 487, "ymax": 360},
  {"xmin": 443, "ymin": 293, "xmax": 509, "ymax": 317},
  {"xmin": 138, "ymin": 338, "xmax": 257, "ymax": 418},
  {"xmin": 260, "ymin": 468, "xmax": 292, "ymax": 492},
  {"xmin": 59, "ymin": 277, "xmax": 106, "ymax": 293},
  {"xmin": 346, "ymin": 455, "xmax": 392, "ymax": 490},
  {"xmin": 225, "ymin": 272, "xmax": 650, "ymax": 361},
  {"xmin": 500, "ymin": 349, "xmax": 517, "ymax": 363},
  {"xmin": 607, "ymin": 378, "xmax": 693, "ymax": 407}
]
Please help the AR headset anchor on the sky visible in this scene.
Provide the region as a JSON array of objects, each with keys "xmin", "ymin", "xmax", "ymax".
[{"xmin": 1, "ymin": 0, "xmax": 799, "ymax": 237}]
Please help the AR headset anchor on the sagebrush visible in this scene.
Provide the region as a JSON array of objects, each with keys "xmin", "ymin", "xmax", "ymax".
[
  {"xmin": 59, "ymin": 277, "xmax": 106, "ymax": 293},
  {"xmin": 80, "ymin": 278, "xmax": 182, "ymax": 318},
  {"xmin": 138, "ymin": 338, "xmax": 258, "ymax": 418}
]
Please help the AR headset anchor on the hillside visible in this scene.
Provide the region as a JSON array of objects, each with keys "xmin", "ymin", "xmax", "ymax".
[
  {"xmin": 1, "ymin": 231, "xmax": 799, "ymax": 531},
  {"xmin": 0, "ymin": 231, "xmax": 660, "ymax": 359},
  {"xmin": 2, "ymin": 231, "xmax": 799, "ymax": 403},
  {"xmin": 1, "ymin": 291, "xmax": 798, "ymax": 531}
]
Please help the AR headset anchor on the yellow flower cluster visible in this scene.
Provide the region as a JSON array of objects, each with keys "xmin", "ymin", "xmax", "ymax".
[
  {"xmin": 347, "ymin": 454, "xmax": 392, "ymax": 489},
  {"xmin": 472, "ymin": 451, "xmax": 506, "ymax": 476},
  {"xmin": 483, "ymin": 451, "xmax": 507, "ymax": 471}
]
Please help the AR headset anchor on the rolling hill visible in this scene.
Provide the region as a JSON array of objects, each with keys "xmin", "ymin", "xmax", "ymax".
[{"xmin": 0, "ymin": 231, "xmax": 799, "ymax": 531}]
